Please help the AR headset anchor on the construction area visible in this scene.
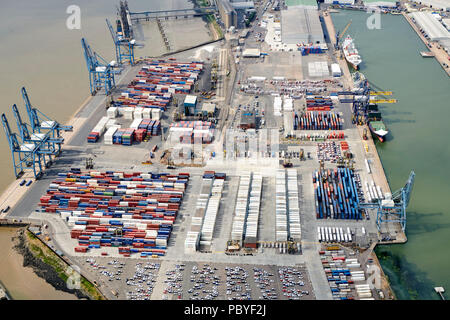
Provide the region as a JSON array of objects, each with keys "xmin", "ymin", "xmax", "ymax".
[{"xmin": 0, "ymin": 0, "xmax": 416, "ymax": 301}]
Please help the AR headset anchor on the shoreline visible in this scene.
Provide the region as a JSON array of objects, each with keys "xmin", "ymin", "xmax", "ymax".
[
  {"xmin": 324, "ymin": 9, "xmax": 404, "ymax": 299},
  {"xmin": 12, "ymin": 227, "xmax": 89, "ymax": 300},
  {"xmin": 0, "ymin": 63, "xmax": 136, "ymax": 220},
  {"xmin": 401, "ymin": 12, "xmax": 450, "ymax": 77}
]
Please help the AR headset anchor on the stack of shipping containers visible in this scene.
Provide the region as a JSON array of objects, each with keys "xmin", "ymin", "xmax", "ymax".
[
  {"xmin": 87, "ymin": 116, "xmax": 109, "ymax": 143},
  {"xmin": 276, "ymin": 169, "xmax": 288, "ymax": 242},
  {"xmin": 184, "ymin": 176, "xmax": 213, "ymax": 253},
  {"xmin": 293, "ymin": 111, "xmax": 343, "ymax": 130},
  {"xmin": 287, "ymin": 169, "xmax": 301, "ymax": 241},
  {"xmin": 243, "ymin": 173, "xmax": 262, "ymax": 248},
  {"xmin": 107, "ymin": 107, "xmax": 118, "ymax": 119},
  {"xmin": 39, "ymin": 170, "xmax": 189, "ymax": 257},
  {"xmin": 313, "ymin": 168, "xmax": 361, "ymax": 220},
  {"xmin": 231, "ymin": 173, "xmax": 251, "ymax": 245},
  {"xmin": 199, "ymin": 178, "xmax": 224, "ymax": 250},
  {"xmin": 104, "ymin": 127, "xmax": 119, "ymax": 145}
]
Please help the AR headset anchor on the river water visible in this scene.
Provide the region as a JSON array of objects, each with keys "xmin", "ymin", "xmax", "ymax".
[
  {"xmin": 0, "ymin": 0, "xmax": 205, "ymax": 192},
  {"xmin": 0, "ymin": 227, "xmax": 78, "ymax": 299},
  {"xmin": 332, "ymin": 10, "xmax": 450, "ymax": 300}
]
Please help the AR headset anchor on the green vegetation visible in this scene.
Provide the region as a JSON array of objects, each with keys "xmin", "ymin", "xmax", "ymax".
[
  {"xmin": 196, "ymin": 0, "xmax": 223, "ymax": 39},
  {"xmin": 206, "ymin": 14, "xmax": 224, "ymax": 39},
  {"xmin": 245, "ymin": 12, "xmax": 256, "ymax": 27},
  {"xmin": 25, "ymin": 230, "xmax": 104, "ymax": 300},
  {"xmin": 375, "ymin": 247, "xmax": 437, "ymax": 300}
]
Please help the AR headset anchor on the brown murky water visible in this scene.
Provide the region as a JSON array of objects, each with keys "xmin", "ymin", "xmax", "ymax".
[
  {"xmin": 0, "ymin": 0, "xmax": 209, "ymax": 192},
  {"xmin": 0, "ymin": 227, "xmax": 78, "ymax": 299}
]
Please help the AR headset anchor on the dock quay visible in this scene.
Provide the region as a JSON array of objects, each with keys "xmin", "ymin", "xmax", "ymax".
[
  {"xmin": 402, "ymin": 12, "xmax": 450, "ymax": 77},
  {"xmin": 0, "ymin": 0, "xmax": 417, "ymax": 301}
]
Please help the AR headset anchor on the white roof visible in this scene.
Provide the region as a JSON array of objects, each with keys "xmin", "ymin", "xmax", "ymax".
[
  {"xmin": 331, "ymin": 63, "xmax": 341, "ymax": 72},
  {"xmin": 184, "ymin": 95, "xmax": 197, "ymax": 104},
  {"xmin": 411, "ymin": 0, "xmax": 450, "ymax": 11},
  {"xmin": 442, "ymin": 18, "xmax": 450, "ymax": 30},
  {"xmin": 410, "ymin": 12, "xmax": 450, "ymax": 41},
  {"xmin": 281, "ymin": 7, "xmax": 324, "ymax": 45},
  {"xmin": 242, "ymin": 48, "xmax": 261, "ymax": 57},
  {"xmin": 364, "ymin": 0, "xmax": 397, "ymax": 7}
]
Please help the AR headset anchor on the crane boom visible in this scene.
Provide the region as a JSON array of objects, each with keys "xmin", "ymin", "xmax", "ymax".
[{"xmin": 339, "ymin": 20, "xmax": 352, "ymax": 41}]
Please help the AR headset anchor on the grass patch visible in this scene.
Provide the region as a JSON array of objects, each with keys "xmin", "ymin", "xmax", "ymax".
[
  {"xmin": 196, "ymin": 0, "xmax": 224, "ymax": 39},
  {"xmin": 206, "ymin": 14, "xmax": 224, "ymax": 39},
  {"xmin": 25, "ymin": 230, "xmax": 104, "ymax": 300}
]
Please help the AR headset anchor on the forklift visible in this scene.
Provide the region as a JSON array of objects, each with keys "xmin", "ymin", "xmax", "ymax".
[
  {"xmin": 85, "ymin": 157, "xmax": 94, "ymax": 169},
  {"xmin": 363, "ymin": 128, "xmax": 368, "ymax": 140}
]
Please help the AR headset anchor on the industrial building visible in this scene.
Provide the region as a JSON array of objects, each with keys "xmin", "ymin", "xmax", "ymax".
[
  {"xmin": 362, "ymin": 0, "xmax": 397, "ymax": 7},
  {"xmin": 281, "ymin": 7, "xmax": 325, "ymax": 45},
  {"xmin": 439, "ymin": 39, "xmax": 450, "ymax": 54},
  {"xmin": 242, "ymin": 48, "xmax": 261, "ymax": 57},
  {"xmin": 239, "ymin": 112, "xmax": 256, "ymax": 130},
  {"xmin": 229, "ymin": 1, "xmax": 255, "ymax": 10},
  {"xmin": 411, "ymin": 0, "xmax": 450, "ymax": 11},
  {"xmin": 198, "ymin": 103, "xmax": 217, "ymax": 118},
  {"xmin": 218, "ymin": 0, "xmax": 238, "ymax": 29},
  {"xmin": 410, "ymin": 11, "xmax": 450, "ymax": 41},
  {"xmin": 442, "ymin": 18, "xmax": 450, "ymax": 31}
]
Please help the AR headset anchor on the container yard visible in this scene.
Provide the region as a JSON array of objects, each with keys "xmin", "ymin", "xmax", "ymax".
[{"xmin": 0, "ymin": 0, "xmax": 417, "ymax": 302}]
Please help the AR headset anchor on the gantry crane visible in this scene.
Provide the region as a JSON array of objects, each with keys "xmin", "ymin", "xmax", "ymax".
[
  {"xmin": 12, "ymin": 104, "xmax": 51, "ymax": 168},
  {"xmin": 81, "ymin": 38, "xmax": 116, "ymax": 95},
  {"xmin": 358, "ymin": 171, "xmax": 415, "ymax": 232},
  {"xmin": 335, "ymin": 20, "xmax": 352, "ymax": 50},
  {"xmin": 22, "ymin": 87, "xmax": 72, "ymax": 155},
  {"xmin": 1, "ymin": 87, "xmax": 74, "ymax": 179},
  {"xmin": 2, "ymin": 113, "xmax": 44, "ymax": 179},
  {"xmin": 12, "ymin": 102, "xmax": 68, "ymax": 165},
  {"xmin": 118, "ymin": 1, "xmax": 133, "ymax": 39},
  {"xmin": 106, "ymin": 18, "xmax": 136, "ymax": 65}
]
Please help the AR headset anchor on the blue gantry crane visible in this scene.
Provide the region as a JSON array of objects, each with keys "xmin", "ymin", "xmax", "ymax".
[
  {"xmin": 106, "ymin": 18, "xmax": 136, "ymax": 65},
  {"xmin": 81, "ymin": 38, "xmax": 117, "ymax": 95},
  {"xmin": 22, "ymin": 87, "xmax": 72, "ymax": 155},
  {"xmin": 358, "ymin": 171, "xmax": 415, "ymax": 232},
  {"xmin": 12, "ymin": 102, "xmax": 67, "ymax": 165},
  {"xmin": 2, "ymin": 112, "xmax": 44, "ymax": 179},
  {"xmin": 12, "ymin": 104, "xmax": 52, "ymax": 169},
  {"xmin": 1, "ymin": 88, "xmax": 74, "ymax": 179}
]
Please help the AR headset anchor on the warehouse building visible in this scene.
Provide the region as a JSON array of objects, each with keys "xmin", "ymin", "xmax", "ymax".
[
  {"xmin": 411, "ymin": 0, "xmax": 450, "ymax": 11},
  {"xmin": 442, "ymin": 18, "xmax": 450, "ymax": 31},
  {"xmin": 230, "ymin": 1, "xmax": 255, "ymax": 10},
  {"xmin": 242, "ymin": 48, "xmax": 261, "ymax": 57},
  {"xmin": 218, "ymin": 0, "xmax": 238, "ymax": 29},
  {"xmin": 281, "ymin": 7, "xmax": 325, "ymax": 45},
  {"xmin": 410, "ymin": 11, "xmax": 450, "ymax": 41},
  {"xmin": 439, "ymin": 39, "xmax": 450, "ymax": 54},
  {"xmin": 239, "ymin": 112, "xmax": 256, "ymax": 130}
]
